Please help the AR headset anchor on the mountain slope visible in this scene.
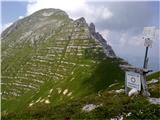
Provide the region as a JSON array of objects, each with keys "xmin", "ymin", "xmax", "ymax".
[
  {"xmin": 147, "ymin": 71, "xmax": 160, "ymax": 81},
  {"xmin": 1, "ymin": 8, "xmax": 124, "ymax": 114}
]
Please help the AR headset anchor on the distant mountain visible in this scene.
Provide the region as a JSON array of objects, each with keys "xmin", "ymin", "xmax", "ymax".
[{"xmin": 1, "ymin": 8, "xmax": 125, "ymax": 114}]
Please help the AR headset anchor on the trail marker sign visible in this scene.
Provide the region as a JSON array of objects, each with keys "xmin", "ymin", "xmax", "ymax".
[
  {"xmin": 143, "ymin": 27, "xmax": 155, "ymax": 40},
  {"xmin": 143, "ymin": 27, "xmax": 155, "ymax": 47},
  {"xmin": 144, "ymin": 38, "xmax": 153, "ymax": 47},
  {"xmin": 126, "ymin": 71, "xmax": 141, "ymax": 90}
]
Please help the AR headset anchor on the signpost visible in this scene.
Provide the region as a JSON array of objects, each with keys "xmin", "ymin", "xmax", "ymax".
[
  {"xmin": 143, "ymin": 27, "xmax": 155, "ymax": 43},
  {"xmin": 126, "ymin": 72, "xmax": 141, "ymax": 90},
  {"xmin": 121, "ymin": 27, "xmax": 155, "ymax": 97},
  {"xmin": 121, "ymin": 65, "xmax": 146, "ymax": 95},
  {"xmin": 141, "ymin": 27, "xmax": 155, "ymax": 96}
]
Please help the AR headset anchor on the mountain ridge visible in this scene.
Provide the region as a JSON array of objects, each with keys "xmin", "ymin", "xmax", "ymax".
[
  {"xmin": 1, "ymin": 8, "xmax": 160, "ymax": 120},
  {"xmin": 1, "ymin": 8, "xmax": 124, "ymax": 114},
  {"xmin": 1, "ymin": 8, "xmax": 115, "ymax": 57}
]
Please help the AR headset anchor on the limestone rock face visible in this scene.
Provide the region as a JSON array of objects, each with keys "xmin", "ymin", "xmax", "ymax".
[
  {"xmin": 89, "ymin": 23, "xmax": 96, "ymax": 34},
  {"xmin": 89, "ymin": 23, "xmax": 116, "ymax": 57},
  {"xmin": 1, "ymin": 8, "xmax": 117, "ymax": 104},
  {"xmin": 74, "ymin": 17, "xmax": 87, "ymax": 26},
  {"xmin": 2, "ymin": 9, "xmax": 115, "ymax": 57}
]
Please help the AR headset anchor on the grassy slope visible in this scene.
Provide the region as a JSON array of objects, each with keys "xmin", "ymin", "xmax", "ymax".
[
  {"xmin": 147, "ymin": 71, "xmax": 160, "ymax": 81},
  {"xmin": 2, "ymin": 9, "xmax": 159, "ymax": 119},
  {"xmin": 2, "ymin": 11, "xmax": 125, "ymax": 116},
  {"xmin": 147, "ymin": 71, "xmax": 160, "ymax": 98},
  {"xmin": 3, "ymin": 61, "xmax": 160, "ymax": 120},
  {"xmin": 2, "ymin": 61, "xmax": 160, "ymax": 120},
  {"xmin": 2, "ymin": 88, "xmax": 160, "ymax": 120},
  {"xmin": 1, "ymin": 57, "xmax": 125, "ymax": 112}
]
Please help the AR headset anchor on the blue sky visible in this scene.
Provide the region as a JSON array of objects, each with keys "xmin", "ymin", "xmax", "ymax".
[
  {"xmin": 1, "ymin": 1, "xmax": 28, "ymax": 25},
  {"xmin": 1, "ymin": 0, "xmax": 159, "ymax": 71}
]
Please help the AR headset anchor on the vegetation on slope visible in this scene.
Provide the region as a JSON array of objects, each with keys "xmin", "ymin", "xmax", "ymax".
[
  {"xmin": 2, "ymin": 61, "xmax": 160, "ymax": 120},
  {"xmin": 147, "ymin": 71, "xmax": 160, "ymax": 98},
  {"xmin": 147, "ymin": 71, "xmax": 160, "ymax": 81},
  {"xmin": 1, "ymin": 8, "xmax": 125, "ymax": 116},
  {"xmin": 2, "ymin": 9, "xmax": 159, "ymax": 120},
  {"xmin": 2, "ymin": 89, "xmax": 160, "ymax": 120},
  {"xmin": 1, "ymin": 57, "xmax": 125, "ymax": 112}
]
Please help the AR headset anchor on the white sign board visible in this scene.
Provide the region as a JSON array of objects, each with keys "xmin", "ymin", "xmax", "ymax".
[
  {"xmin": 126, "ymin": 71, "xmax": 141, "ymax": 90},
  {"xmin": 143, "ymin": 27, "xmax": 155, "ymax": 47},
  {"xmin": 144, "ymin": 38, "xmax": 153, "ymax": 47},
  {"xmin": 143, "ymin": 27, "xmax": 155, "ymax": 40}
]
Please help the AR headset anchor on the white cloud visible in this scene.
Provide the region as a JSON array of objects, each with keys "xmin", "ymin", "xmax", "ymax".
[
  {"xmin": 1, "ymin": 0, "xmax": 27, "ymax": 1},
  {"xmin": 155, "ymin": 28, "xmax": 160, "ymax": 40},
  {"xmin": 116, "ymin": 27, "xmax": 159, "ymax": 48},
  {"xmin": 77, "ymin": 6, "xmax": 113, "ymax": 23},
  {"xmin": 1, "ymin": 0, "xmax": 36, "ymax": 1},
  {"xmin": 1, "ymin": 0, "xmax": 155, "ymax": 1},
  {"xmin": 99, "ymin": 29, "xmax": 113, "ymax": 45},
  {"xmin": 0, "ymin": 22, "xmax": 13, "ymax": 33},
  {"xmin": 128, "ymin": 35, "xmax": 144, "ymax": 46},
  {"xmin": 27, "ymin": 0, "xmax": 86, "ymax": 15},
  {"xmin": 119, "ymin": 33, "xmax": 128, "ymax": 47},
  {"xmin": 18, "ymin": 16, "xmax": 24, "ymax": 19},
  {"xmin": 26, "ymin": 0, "xmax": 113, "ymax": 23},
  {"xmin": 119, "ymin": 31, "xmax": 144, "ymax": 47},
  {"xmin": 99, "ymin": 29, "xmax": 110, "ymax": 40}
]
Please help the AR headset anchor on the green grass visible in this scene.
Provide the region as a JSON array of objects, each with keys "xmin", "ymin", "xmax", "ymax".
[
  {"xmin": 147, "ymin": 71, "xmax": 160, "ymax": 98},
  {"xmin": 2, "ymin": 57, "xmax": 125, "ymax": 112},
  {"xmin": 147, "ymin": 71, "xmax": 160, "ymax": 81},
  {"xmin": 82, "ymin": 58, "xmax": 124, "ymax": 93},
  {"xmin": 2, "ymin": 19, "xmax": 125, "ymax": 114},
  {"xmin": 2, "ymin": 89, "xmax": 160, "ymax": 120},
  {"xmin": 2, "ymin": 8, "xmax": 159, "ymax": 120}
]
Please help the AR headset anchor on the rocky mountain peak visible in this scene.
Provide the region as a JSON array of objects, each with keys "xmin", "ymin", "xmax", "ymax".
[
  {"xmin": 88, "ymin": 23, "xmax": 116, "ymax": 57},
  {"xmin": 74, "ymin": 17, "xmax": 88, "ymax": 28},
  {"xmin": 75, "ymin": 17, "xmax": 86, "ymax": 23},
  {"xmin": 33, "ymin": 8, "xmax": 69, "ymax": 17},
  {"xmin": 89, "ymin": 22, "xmax": 96, "ymax": 34},
  {"xmin": 2, "ymin": 8, "xmax": 159, "ymax": 120},
  {"xmin": 2, "ymin": 8, "xmax": 122, "ymax": 115}
]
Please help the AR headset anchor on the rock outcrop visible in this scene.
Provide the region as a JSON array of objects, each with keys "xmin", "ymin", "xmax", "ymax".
[
  {"xmin": 89, "ymin": 23, "xmax": 116, "ymax": 57},
  {"xmin": 1, "ymin": 9, "xmax": 122, "ymax": 113}
]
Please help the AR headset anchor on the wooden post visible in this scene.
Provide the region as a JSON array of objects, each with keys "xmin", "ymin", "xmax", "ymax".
[
  {"xmin": 125, "ymin": 72, "xmax": 129, "ymax": 95},
  {"xmin": 141, "ymin": 75, "xmax": 150, "ymax": 96},
  {"xmin": 121, "ymin": 27, "xmax": 155, "ymax": 97},
  {"xmin": 142, "ymin": 45, "xmax": 150, "ymax": 97},
  {"xmin": 120, "ymin": 65, "xmax": 152, "ymax": 96}
]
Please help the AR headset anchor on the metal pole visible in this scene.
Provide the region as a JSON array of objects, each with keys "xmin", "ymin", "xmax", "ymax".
[
  {"xmin": 141, "ymin": 42, "xmax": 150, "ymax": 97},
  {"xmin": 143, "ymin": 46, "xmax": 149, "ymax": 69}
]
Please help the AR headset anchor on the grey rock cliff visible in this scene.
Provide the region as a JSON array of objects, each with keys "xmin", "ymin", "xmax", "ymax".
[
  {"xmin": 1, "ymin": 8, "xmax": 120, "ymax": 108},
  {"xmin": 1, "ymin": 9, "xmax": 116, "ymax": 59},
  {"xmin": 89, "ymin": 23, "xmax": 116, "ymax": 57}
]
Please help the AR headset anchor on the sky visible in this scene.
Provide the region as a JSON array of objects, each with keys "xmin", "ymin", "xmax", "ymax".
[{"xmin": 0, "ymin": 0, "xmax": 160, "ymax": 71}]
